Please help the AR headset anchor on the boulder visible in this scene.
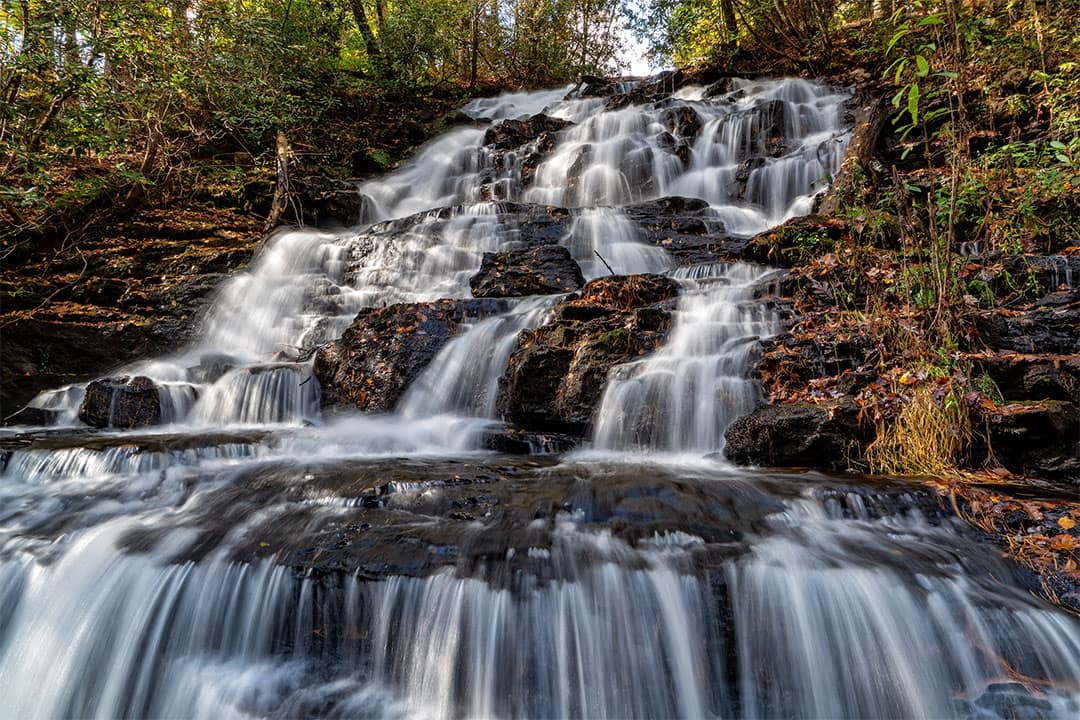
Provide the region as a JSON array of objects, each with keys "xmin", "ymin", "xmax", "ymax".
[
  {"xmin": 497, "ymin": 274, "xmax": 680, "ymax": 434},
  {"xmin": 313, "ymin": 299, "xmax": 504, "ymax": 412},
  {"xmin": 480, "ymin": 426, "xmax": 578, "ymax": 455},
  {"xmin": 660, "ymin": 105, "xmax": 702, "ymax": 142},
  {"xmin": 483, "ymin": 114, "xmax": 571, "ymax": 150},
  {"xmin": 622, "ymin": 197, "xmax": 743, "ymax": 265},
  {"xmin": 470, "ymin": 246, "xmax": 585, "ymax": 298},
  {"xmin": 79, "ymin": 376, "xmax": 163, "ymax": 428},
  {"xmin": 723, "ymin": 400, "xmax": 867, "ymax": 471},
  {"xmin": 982, "ymin": 401, "xmax": 1080, "ymax": 481},
  {"xmin": 755, "ymin": 332, "xmax": 877, "ymax": 400},
  {"xmin": 290, "ymin": 175, "xmax": 367, "ymax": 227}
]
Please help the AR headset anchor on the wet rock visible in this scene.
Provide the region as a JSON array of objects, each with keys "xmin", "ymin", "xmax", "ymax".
[
  {"xmin": 723, "ymin": 400, "xmax": 868, "ymax": 471},
  {"xmin": 480, "ymin": 426, "xmax": 578, "ymax": 455},
  {"xmin": 734, "ymin": 157, "xmax": 766, "ymax": 200},
  {"xmin": 756, "ymin": 99, "xmax": 787, "ymax": 157},
  {"xmin": 703, "ymin": 77, "xmax": 734, "ymax": 98},
  {"xmin": 520, "ymin": 130, "xmax": 561, "ymax": 187},
  {"xmin": 622, "ymin": 197, "xmax": 743, "ymax": 264},
  {"xmin": 571, "ymin": 74, "xmax": 626, "ymax": 98},
  {"xmin": 497, "ymin": 274, "xmax": 680, "ymax": 434},
  {"xmin": 290, "ymin": 175, "xmax": 367, "ymax": 227},
  {"xmin": 2, "ymin": 406, "xmax": 60, "ymax": 427},
  {"xmin": 314, "ymin": 299, "xmax": 505, "ymax": 412},
  {"xmin": 755, "ymin": 333, "xmax": 877, "ymax": 400},
  {"xmin": 982, "ymin": 401, "xmax": 1080, "ymax": 481},
  {"xmin": 742, "ymin": 215, "xmax": 849, "ymax": 266},
  {"xmin": 818, "ymin": 92, "xmax": 889, "ymax": 216},
  {"xmin": 605, "ymin": 70, "xmax": 686, "ymax": 110},
  {"xmin": 470, "ymin": 246, "xmax": 585, "ymax": 298},
  {"xmin": 483, "ymin": 114, "xmax": 571, "ymax": 150},
  {"xmin": 187, "ymin": 353, "xmax": 238, "ymax": 384},
  {"xmin": 78, "ymin": 376, "xmax": 163, "ymax": 428},
  {"xmin": 971, "ymin": 304, "xmax": 1080, "ymax": 354},
  {"xmin": 973, "ymin": 682, "xmax": 1053, "ymax": 720},
  {"xmin": 970, "ymin": 353, "xmax": 1080, "ymax": 402},
  {"xmin": 660, "ymin": 105, "xmax": 702, "ymax": 142}
]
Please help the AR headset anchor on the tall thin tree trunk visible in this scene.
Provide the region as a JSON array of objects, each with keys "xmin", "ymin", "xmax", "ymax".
[
  {"xmin": 721, "ymin": 0, "xmax": 737, "ymax": 37},
  {"xmin": 349, "ymin": 0, "xmax": 381, "ymax": 60},
  {"xmin": 469, "ymin": 7, "xmax": 479, "ymax": 91}
]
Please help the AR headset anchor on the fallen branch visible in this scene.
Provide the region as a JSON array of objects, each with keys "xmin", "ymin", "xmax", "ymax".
[{"xmin": 594, "ymin": 250, "xmax": 615, "ymax": 275}]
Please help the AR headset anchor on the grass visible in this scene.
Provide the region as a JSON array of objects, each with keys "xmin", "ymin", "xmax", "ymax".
[{"xmin": 866, "ymin": 384, "xmax": 973, "ymax": 476}]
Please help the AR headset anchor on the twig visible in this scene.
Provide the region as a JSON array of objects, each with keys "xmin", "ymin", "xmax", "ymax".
[{"xmin": 594, "ymin": 250, "xmax": 615, "ymax": 275}]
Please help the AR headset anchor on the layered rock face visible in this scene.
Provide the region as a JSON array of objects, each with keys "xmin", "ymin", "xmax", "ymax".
[
  {"xmin": 313, "ymin": 299, "xmax": 504, "ymax": 413},
  {"xmin": 497, "ymin": 275, "xmax": 680, "ymax": 434}
]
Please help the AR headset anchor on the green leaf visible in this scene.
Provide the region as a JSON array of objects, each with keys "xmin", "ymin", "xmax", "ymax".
[
  {"xmin": 894, "ymin": 59, "xmax": 908, "ymax": 85},
  {"xmin": 907, "ymin": 83, "xmax": 920, "ymax": 125},
  {"xmin": 1056, "ymin": 153, "xmax": 1072, "ymax": 164},
  {"xmin": 935, "ymin": 71, "xmax": 959, "ymax": 79},
  {"xmin": 886, "ymin": 28, "xmax": 909, "ymax": 55},
  {"xmin": 892, "ymin": 87, "xmax": 906, "ymax": 108},
  {"xmin": 1049, "ymin": 140, "xmax": 1068, "ymax": 150},
  {"xmin": 918, "ymin": 14, "xmax": 945, "ymax": 25},
  {"xmin": 916, "ymin": 55, "xmax": 929, "ymax": 77}
]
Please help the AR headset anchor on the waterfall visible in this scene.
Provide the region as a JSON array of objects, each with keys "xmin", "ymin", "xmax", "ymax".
[
  {"xmin": 1, "ymin": 499, "xmax": 1078, "ymax": 719},
  {"xmin": 592, "ymin": 263, "xmax": 783, "ymax": 454},
  {"xmin": 4, "ymin": 76, "xmax": 1080, "ymax": 720}
]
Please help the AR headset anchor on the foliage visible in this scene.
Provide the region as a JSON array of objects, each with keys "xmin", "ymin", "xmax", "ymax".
[{"xmin": 0, "ymin": 0, "xmax": 626, "ymax": 239}]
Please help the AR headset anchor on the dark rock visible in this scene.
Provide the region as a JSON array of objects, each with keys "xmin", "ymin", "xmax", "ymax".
[
  {"xmin": 971, "ymin": 353, "xmax": 1080, "ymax": 402},
  {"xmin": 605, "ymin": 70, "xmax": 686, "ymax": 110},
  {"xmin": 660, "ymin": 105, "xmax": 702, "ymax": 142},
  {"xmin": 999, "ymin": 68, "xmax": 1032, "ymax": 93},
  {"xmin": 480, "ymin": 427, "xmax": 578, "ymax": 455},
  {"xmin": 570, "ymin": 74, "xmax": 625, "ymax": 99},
  {"xmin": 818, "ymin": 92, "xmax": 888, "ymax": 216},
  {"xmin": 622, "ymin": 197, "xmax": 743, "ymax": 265},
  {"xmin": 79, "ymin": 376, "xmax": 163, "ymax": 428},
  {"xmin": 483, "ymin": 114, "xmax": 571, "ymax": 151},
  {"xmin": 703, "ymin": 78, "xmax": 734, "ymax": 98},
  {"xmin": 756, "ymin": 99, "xmax": 787, "ymax": 157},
  {"xmin": 290, "ymin": 175, "xmax": 367, "ymax": 227},
  {"xmin": 497, "ymin": 274, "xmax": 681, "ymax": 434},
  {"xmin": 734, "ymin": 157, "xmax": 766, "ymax": 200},
  {"xmin": 723, "ymin": 400, "xmax": 868, "ymax": 471},
  {"xmin": 187, "ymin": 353, "xmax": 239, "ymax": 384},
  {"xmin": 971, "ymin": 304, "xmax": 1080, "ymax": 354},
  {"xmin": 995, "ymin": 254, "xmax": 1080, "ymax": 294},
  {"xmin": 983, "ymin": 401, "xmax": 1080, "ymax": 481},
  {"xmin": 755, "ymin": 333, "xmax": 877, "ymax": 399},
  {"xmin": 3, "ymin": 406, "xmax": 60, "ymax": 427},
  {"xmin": 470, "ymin": 246, "xmax": 585, "ymax": 298},
  {"xmin": 742, "ymin": 215, "xmax": 848, "ymax": 266},
  {"xmin": 313, "ymin": 299, "xmax": 505, "ymax": 412}
]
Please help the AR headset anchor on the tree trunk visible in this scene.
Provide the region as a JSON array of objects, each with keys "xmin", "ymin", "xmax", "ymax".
[
  {"xmin": 721, "ymin": 0, "xmax": 737, "ymax": 37},
  {"xmin": 469, "ymin": 8, "xmax": 479, "ymax": 91},
  {"xmin": 349, "ymin": 0, "xmax": 381, "ymax": 59}
]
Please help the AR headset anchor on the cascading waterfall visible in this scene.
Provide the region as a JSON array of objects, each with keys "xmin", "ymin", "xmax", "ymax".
[
  {"xmin": 399, "ymin": 295, "xmax": 557, "ymax": 418},
  {"xmin": 592, "ymin": 263, "xmax": 783, "ymax": 454},
  {"xmin": 3, "ymin": 76, "xmax": 1080, "ymax": 720}
]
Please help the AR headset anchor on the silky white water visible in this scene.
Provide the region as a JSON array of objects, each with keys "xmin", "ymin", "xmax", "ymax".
[{"xmin": 3, "ymin": 78, "xmax": 1079, "ymax": 720}]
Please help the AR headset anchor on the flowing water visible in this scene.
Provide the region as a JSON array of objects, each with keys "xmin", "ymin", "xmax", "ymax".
[{"xmin": 2, "ymin": 77, "xmax": 1079, "ymax": 719}]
